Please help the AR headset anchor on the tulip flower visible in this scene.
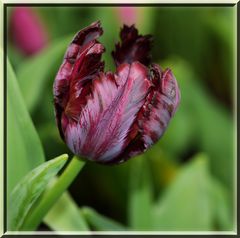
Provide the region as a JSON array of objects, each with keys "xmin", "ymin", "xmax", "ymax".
[
  {"xmin": 53, "ymin": 21, "xmax": 180, "ymax": 164},
  {"xmin": 9, "ymin": 7, "xmax": 48, "ymax": 56}
]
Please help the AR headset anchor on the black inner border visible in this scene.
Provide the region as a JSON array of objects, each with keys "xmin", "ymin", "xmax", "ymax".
[{"xmin": 3, "ymin": 2, "xmax": 239, "ymax": 237}]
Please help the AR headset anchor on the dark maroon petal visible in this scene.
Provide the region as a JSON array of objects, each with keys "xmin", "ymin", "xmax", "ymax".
[
  {"xmin": 53, "ymin": 21, "xmax": 181, "ymax": 165},
  {"xmin": 65, "ymin": 42, "xmax": 105, "ymax": 120},
  {"xmin": 65, "ymin": 62, "xmax": 151, "ymax": 163},
  {"xmin": 110, "ymin": 65, "xmax": 180, "ymax": 164},
  {"xmin": 138, "ymin": 65, "xmax": 180, "ymax": 148},
  {"xmin": 53, "ymin": 21, "xmax": 104, "ymax": 140},
  {"xmin": 141, "ymin": 92, "xmax": 172, "ymax": 147},
  {"xmin": 54, "ymin": 102, "xmax": 66, "ymax": 141},
  {"xmin": 71, "ymin": 20, "xmax": 103, "ymax": 46},
  {"xmin": 53, "ymin": 21, "xmax": 104, "ymax": 108},
  {"xmin": 160, "ymin": 68, "xmax": 180, "ymax": 115},
  {"xmin": 112, "ymin": 25, "xmax": 152, "ymax": 67}
]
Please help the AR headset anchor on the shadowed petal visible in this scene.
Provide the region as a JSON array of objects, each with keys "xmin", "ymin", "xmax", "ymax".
[
  {"xmin": 111, "ymin": 65, "xmax": 180, "ymax": 163},
  {"xmin": 138, "ymin": 66, "xmax": 180, "ymax": 148},
  {"xmin": 160, "ymin": 68, "xmax": 180, "ymax": 115},
  {"xmin": 65, "ymin": 42, "xmax": 105, "ymax": 120},
  {"xmin": 53, "ymin": 21, "xmax": 103, "ymax": 105},
  {"xmin": 112, "ymin": 25, "xmax": 152, "ymax": 67}
]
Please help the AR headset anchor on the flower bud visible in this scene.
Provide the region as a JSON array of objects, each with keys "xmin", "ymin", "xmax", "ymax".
[
  {"xmin": 9, "ymin": 7, "xmax": 48, "ymax": 56},
  {"xmin": 53, "ymin": 21, "xmax": 180, "ymax": 164}
]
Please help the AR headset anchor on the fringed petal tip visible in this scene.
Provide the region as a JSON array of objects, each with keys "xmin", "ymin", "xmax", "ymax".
[{"xmin": 112, "ymin": 24, "xmax": 153, "ymax": 67}]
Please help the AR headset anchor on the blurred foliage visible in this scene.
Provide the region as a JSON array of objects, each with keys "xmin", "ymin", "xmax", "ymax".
[
  {"xmin": 44, "ymin": 190, "xmax": 89, "ymax": 231},
  {"xmin": 160, "ymin": 58, "xmax": 234, "ymax": 199},
  {"xmin": 7, "ymin": 5, "xmax": 235, "ymax": 232},
  {"xmin": 81, "ymin": 206, "xmax": 126, "ymax": 231},
  {"xmin": 128, "ymin": 155, "xmax": 153, "ymax": 230},
  {"xmin": 151, "ymin": 154, "xmax": 232, "ymax": 231},
  {"xmin": 17, "ymin": 35, "xmax": 72, "ymax": 112}
]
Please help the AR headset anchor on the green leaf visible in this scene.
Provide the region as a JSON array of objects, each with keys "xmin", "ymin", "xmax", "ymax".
[
  {"xmin": 17, "ymin": 35, "xmax": 72, "ymax": 112},
  {"xmin": 44, "ymin": 191, "xmax": 89, "ymax": 231},
  {"xmin": 7, "ymin": 60, "xmax": 45, "ymax": 192},
  {"xmin": 82, "ymin": 207, "xmax": 126, "ymax": 231},
  {"xmin": 152, "ymin": 154, "xmax": 214, "ymax": 231},
  {"xmin": 128, "ymin": 155, "xmax": 153, "ymax": 230},
  {"xmin": 7, "ymin": 43, "xmax": 25, "ymax": 71},
  {"xmin": 8, "ymin": 154, "xmax": 68, "ymax": 231}
]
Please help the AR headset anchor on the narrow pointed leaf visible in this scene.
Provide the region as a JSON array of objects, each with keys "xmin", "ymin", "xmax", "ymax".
[
  {"xmin": 44, "ymin": 191, "xmax": 89, "ymax": 231},
  {"xmin": 8, "ymin": 154, "xmax": 68, "ymax": 231},
  {"xmin": 7, "ymin": 60, "xmax": 45, "ymax": 193},
  {"xmin": 152, "ymin": 154, "xmax": 214, "ymax": 231},
  {"xmin": 82, "ymin": 207, "xmax": 126, "ymax": 231}
]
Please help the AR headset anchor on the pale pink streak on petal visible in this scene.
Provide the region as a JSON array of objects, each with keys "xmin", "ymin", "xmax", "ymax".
[
  {"xmin": 140, "ymin": 68, "xmax": 180, "ymax": 148},
  {"xmin": 65, "ymin": 62, "xmax": 151, "ymax": 162},
  {"xmin": 142, "ymin": 94, "xmax": 172, "ymax": 147},
  {"xmin": 97, "ymin": 62, "xmax": 151, "ymax": 161},
  {"xmin": 65, "ymin": 72, "xmax": 120, "ymax": 160}
]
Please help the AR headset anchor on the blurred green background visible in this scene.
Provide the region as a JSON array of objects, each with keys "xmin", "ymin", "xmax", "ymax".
[{"xmin": 7, "ymin": 6, "xmax": 236, "ymax": 232}]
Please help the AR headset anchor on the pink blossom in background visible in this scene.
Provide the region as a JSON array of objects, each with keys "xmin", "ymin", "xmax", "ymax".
[
  {"xmin": 9, "ymin": 7, "xmax": 49, "ymax": 56},
  {"xmin": 117, "ymin": 7, "xmax": 138, "ymax": 26}
]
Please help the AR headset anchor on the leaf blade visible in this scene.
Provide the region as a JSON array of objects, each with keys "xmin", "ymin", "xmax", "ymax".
[
  {"xmin": 44, "ymin": 191, "xmax": 89, "ymax": 231},
  {"xmin": 8, "ymin": 154, "xmax": 68, "ymax": 231},
  {"xmin": 152, "ymin": 154, "xmax": 214, "ymax": 231},
  {"xmin": 7, "ymin": 60, "xmax": 45, "ymax": 192},
  {"xmin": 82, "ymin": 207, "xmax": 126, "ymax": 231}
]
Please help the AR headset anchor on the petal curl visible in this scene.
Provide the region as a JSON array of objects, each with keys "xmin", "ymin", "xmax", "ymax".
[
  {"xmin": 53, "ymin": 21, "xmax": 104, "ymax": 109},
  {"xmin": 53, "ymin": 21, "xmax": 104, "ymax": 139}
]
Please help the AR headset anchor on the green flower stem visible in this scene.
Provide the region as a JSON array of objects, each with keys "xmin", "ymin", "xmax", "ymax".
[{"xmin": 20, "ymin": 156, "xmax": 85, "ymax": 231}]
